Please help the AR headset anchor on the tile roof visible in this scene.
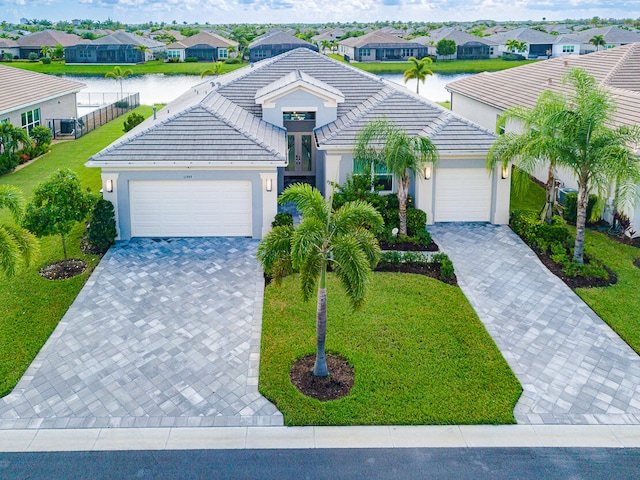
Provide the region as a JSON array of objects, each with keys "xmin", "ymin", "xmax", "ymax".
[
  {"xmin": 422, "ymin": 27, "xmax": 497, "ymax": 46},
  {"xmin": 249, "ymin": 30, "xmax": 314, "ymax": 49},
  {"xmin": 15, "ymin": 30, "xmax": 83, "ymax": 47},
  {"xmin": 0, "ymin": 38, "xmax": 19, "ymax": 48},
  {"xmin": 486, "ymin": 28, "xmax": 557, "ymax": 45},
  {"xmin": 165, "ymin": 31, "xmax": 237, "ymax": 49},
  {"xmin": 446, "ymin": 43, "xmax": 640, "ymax": 130},
  {"xmin": 557, "ymin": 26, "xmax": 640, "ymax": 44},
  {"xmin": 91, "ymin": 31, "xmax": 164, "ymax": 48},
  {"xmin": 0, "ymin": 64, "xmax": 85, "ymax": 115},
  {"xmin": 89, "ymin": 48, "xmax": 495, "ymax": 165},
  {"xmin": 339, "ymin": 30, "xmax": 419, "ymax": 48}
]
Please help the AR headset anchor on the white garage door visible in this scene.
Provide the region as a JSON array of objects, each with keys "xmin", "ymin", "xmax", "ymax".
[
  {"xmin": 434, "ymin": 168, "xmax": 492, "ymax": 222},
  {"xmin": 130, "ymin": 180, "xmax": 252, "ymax": 237}
]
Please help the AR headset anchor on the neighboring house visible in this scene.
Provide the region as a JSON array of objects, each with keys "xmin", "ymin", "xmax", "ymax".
[
  {"xmin": 248, "ymin": 30, "xmax": 317, "ymax": 62},
  {"xmin": 555, "ymin": 26, "xmax": 640, "ymax": 54},
  {"xmin": 15, "ymin": 30, "xmax": 83, "ymax": 59},
  {"xmin": 486, "ymin": 28, "xmax": 557, "ymax": 58},
  {"xmin": 0, "ymin": 38, "xmax": 20, "ymax": 59},
  {"xmin": 446, "ymin": 43, "xmax": 640, "ymax": 234},
  {"xmin": 0, "ymin": 64, "xmax": 84, "ymax": 133},
  {"xmin": 483, "ymin": 26, "xmax": 510, "ymax": 36},
  {"xmin": 87, "ymin": 48, "xmax": 508, "ymax": 242},
  {"xmin": 414, "ymin": 27, "xmax": 498, "ymax": 60},
  {"xmin": 166, "ymin": 32, "xmax": 238, "ymax": 62},
  {"xmin": 148, "ymin": 29, "xmax": 184, "ymax": 42},
  {"xmin": 311, "ymin": 28, "xmax": 345, "ymax": 43},
  {"xmin": 338, "ymin": 30, "xmax": 428, "ymax": 62},
  {"xmin": 65, "ymin": 31, "xmax": 165, "ymax": 64}
]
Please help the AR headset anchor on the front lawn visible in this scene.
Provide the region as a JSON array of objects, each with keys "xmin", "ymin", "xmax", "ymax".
[
  {"xmin": 509, "ymin": 175, "xmax": 640, "ymax": 355},
  {"xmin": 259, "ymin": 273, "xmax": 522, "ymax": 425},
  {"xmin": 0, "ymin": 106, "xmax": 154, "ymax": 397}
]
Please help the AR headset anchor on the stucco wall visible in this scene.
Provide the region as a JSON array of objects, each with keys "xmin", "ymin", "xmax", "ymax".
[
  {"xmin": 261, "ymin": 89, "xmax": 338, "ymax": 128},
  {"xmin": 2, "ymin": 92, "xmax": 78, "ymax": 128},
  {"xmin": 450, "ymin": 93, "xmax": 502, "ymax": 133}
]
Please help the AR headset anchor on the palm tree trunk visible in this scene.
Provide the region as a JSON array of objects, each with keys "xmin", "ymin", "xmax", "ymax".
[
  {"xmin": 313, "ymin": 265, "xmax": 328, "ymax": 377},
  {"xmin": 573, "ymin": 181, "xmax": 588, "ymax": 264},
  {"xmin": 416, "ymin": 79, "xmax": 419, "ymax": 95},
  {"xmin": 398, "ymin": 177, "xmax": 409, "ymax": 236},
  {"xmin": 543, "ymin": 162, "xmax": 556, "ymax": 224}
]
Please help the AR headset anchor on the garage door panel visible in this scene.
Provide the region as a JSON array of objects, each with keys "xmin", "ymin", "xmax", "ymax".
[
  {"xmin": 435, "ymin": 168, "xmax": 492, "ymax": 222},
  {"xmin": 130, "ymin": 180, "xmax": 252, "ymax": 237}
]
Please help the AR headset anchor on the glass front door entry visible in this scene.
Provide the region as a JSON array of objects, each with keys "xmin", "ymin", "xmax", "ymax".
[{"xmin": 284, "ymin": 133, "xmax": 315, "ymax": 188}]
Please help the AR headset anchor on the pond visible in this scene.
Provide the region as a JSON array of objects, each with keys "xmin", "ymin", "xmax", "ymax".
[{"xmin": 67, "ymin": 71, "xmax": 473, "ymax": 115}]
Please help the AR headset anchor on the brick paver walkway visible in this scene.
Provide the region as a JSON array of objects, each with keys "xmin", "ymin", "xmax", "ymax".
[
  {"xmin": 430, "ymin": 224, "xmax": 640, "ymax": 425},
  {"xmin": 0, "ymin": 238, "xmax": 283, "ymax": 429}
]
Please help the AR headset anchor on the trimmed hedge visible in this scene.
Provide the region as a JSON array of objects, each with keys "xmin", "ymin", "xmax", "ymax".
[{"xmin": 564, "ymin": 192, "xmax": 597, "ymax": 225}]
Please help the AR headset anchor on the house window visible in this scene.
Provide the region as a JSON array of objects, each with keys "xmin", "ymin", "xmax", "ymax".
[
  {"xmin": 401, "ymin": 48, "xmax": 414, "ymax": 57},
  {"xmin": 167, "ymin": 50, "xmax": 181, "ymax": 58},
  {"xmin": 254, "ymin": 50, "xmax": 268, "ymax": 59},
  {"xmin": 21, "ymin": 108, "xmax": 40, "ymax": 134},
  {"xmin": 283, "ymin": 111, "xmax": 316, "ymax": 121},
  {"xmin": 353, "ymin": 159, "xmax": 393, "ymax": 191},
  {"xmin": 562, "ymin": 45, "xmax": 575, "ymax": 53},
  {"xmin": 360, "ymin": 48, "xmax": 371, "ymax": 56},
  {"xmin": 218, "ymin": 48, "xmax": 228, "ymax": 59},
  {"xmin": 604, "ymin": 44, "xmax": 614, "ymax": 49}
]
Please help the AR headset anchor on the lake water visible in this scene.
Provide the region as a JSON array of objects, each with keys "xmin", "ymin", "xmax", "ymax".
[{"xmin": 67, "ymin": 71, "xmax": 473, "ymax": 115}]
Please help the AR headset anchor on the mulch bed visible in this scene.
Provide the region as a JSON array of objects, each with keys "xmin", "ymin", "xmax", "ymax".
[
  {"xmin": 378, "ymin": 240, "xmax": 439, "ymax": 251},
  {"xmin": 533, "ymin": 250, "xmax": 617, "ymax": 289},
  {"xmin": 39, "ymin": 259, "xmax": 87, "ymax": 280},
  {"xmin": 290, "ymin": 353, "xmax": 355, "ymax": 402},
  {"xmin": 375, "ymin": 263, "xmax": 457, "ymax": 286}
]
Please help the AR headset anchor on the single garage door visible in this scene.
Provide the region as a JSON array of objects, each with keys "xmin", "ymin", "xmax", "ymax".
[
  {"xmin": 434, "ymin": 168, "xmax": 492, "ymax": 222},
  {"xmin": 130, "ymin": 180, "xmax": 252, "ymax": 237}
]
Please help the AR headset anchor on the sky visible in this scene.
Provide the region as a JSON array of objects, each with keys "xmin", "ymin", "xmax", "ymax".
[{"xmin": 1, "ymin": 0, "xmax": 639, "ymax": 25}]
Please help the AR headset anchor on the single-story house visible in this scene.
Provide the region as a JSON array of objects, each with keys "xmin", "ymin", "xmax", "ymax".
[
  {"xmin": 0, "ymin": 38, "xmax": 20, "ymax": 60},
  {"xmin": 413, "ymin": 27, "xmax": 498, "ymax": 60},
  {"xmin": 15, "ymin": 29, "xmax": 83, "ymax": 59},
  {"xmin": 0, "ymin": 64, "xmax": 84, "ymax": 133},
  {"xmin": 166, "ymin": 32, "xmax": 238, "ymax": 62},
  {"xmin": 446, "ymin": 43, "xmax": 640, "ymax": 235},
  {"xmin": 486, "ymin": 28, "xmax": 557, "ymax": 58},
  {"xmin": 248, "ymin": 30, "xmax": 317, "ymax": 62},
  {"xmin": 311, "ymin": 29, "xmax": 345, "ymax": 43},
  {"xmin": 148, "ymin": 29, "xmax": 184, "ymax": 43},
  {"xmin": 87, "ymin": 48, "xmax": 508, "ymax": 241},
  {"xmin": 65, "ymin": 31, "xmax": 165, "ymax": 64},
  {"xmin": 338, "ymin": 30, "xmax": 429, "ymax": 62},
  {"xmin": 554, "ymin": 26, "xmax": 640, "ymax": 55}
]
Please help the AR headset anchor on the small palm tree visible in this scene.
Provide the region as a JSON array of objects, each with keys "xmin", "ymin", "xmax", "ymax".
[
  {"xmin": 39, "ymin": 45, "xmax": 51, "ymax": 58},
  {"xmin": 589, "ymin": 34, "xmax": 606, "ymax": 51},
  {"xmin": 105, "ymin": 66, "xmax": 134, "ymax": 99},
  {"xmin": 403, "ymin": 56, "xmax": 433, "ymax": 94},
  {"xmin": 355, "ymin": 119, "xmax": 438, "ymax": 236},
  {"xmin": 320, "ymin": 39, "xmax": 331, "ymax": 54},
  {"xmin": 0, "ymin": 122, "xmax": 30, "ymax": 157},
  {"xmin": 135, "ymin": 44, "xmax": 150, "ymax": 61},
  {"xmin": 257, "ymin": 183, "xmax": 383, "ymax": 377},
  {"xmin": 200, "ymin": 61, "xmax": 224, "ymax": 78},
  {"xmin": 0, "ymin": 185, "xmax": 39, "ymax": 277}
]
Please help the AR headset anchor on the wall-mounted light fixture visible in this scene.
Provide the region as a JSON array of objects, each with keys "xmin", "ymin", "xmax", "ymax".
[
  {"xmin": 424, "ymin": 165, "xmax": 432, "ymax": 180},
  {"xmin": 501, "ymin": 165, "xmax": 510, "ymax": 179},
  {"xmin": 106, "ymin": 179, "xmax": 113, "ymax": 192},
  {"xmin": 266, "ymin": 178, "xmax": 273, "ymax": 192}
]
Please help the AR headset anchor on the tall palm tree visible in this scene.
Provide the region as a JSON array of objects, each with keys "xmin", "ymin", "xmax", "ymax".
[
  {"xmin": 105, "ymin": 66, "xmax": 134, "ymax": 99},
  {"xmin": 589, "ymin": 34, "xmax": 606, "ymax": 51},
  {"xmin": 403, "ymin": 56, "xmax": 433, "ymax": 94},
  {"xmin": 257, "ymin": 183, "xmax": 383, "ymax": 377},
  {"xmin": 200, "ymin": 61, "xmax": 224, "ymax": 78},
  {"xmin": 0, "ymin": 185, "xmax": 39, "ymax": 277},
  {"xmin": 487, "ymin": 89, "xmax": 567, "ymax": 224},
  {"xmin": 550, "ymin": 68, "xmax": 640, "ymax": 263},
  {"xmin": 355, "ymin": 119, "xmax": 438, "ymax": 236}
]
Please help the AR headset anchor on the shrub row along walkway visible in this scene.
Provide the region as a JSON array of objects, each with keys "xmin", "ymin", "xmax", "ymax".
[
  {"xmin": 430, "ymin": 223, "xmax": 640, "ymax": 425},
  {"xmin": 0, "ymin": 238, "xmax": 283, "ymax": 429}
]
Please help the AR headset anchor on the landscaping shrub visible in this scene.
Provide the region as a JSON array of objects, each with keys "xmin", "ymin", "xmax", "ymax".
[
  {"xmin": 29, "ymin": 126, "xmax": 52, "ymax": 156},
  {"xmin": 40, "ymin": 57, "xmax": 51, "ymax": 64},
  {"xmin": 28, "ymin": 52, "xmax": 39, "ymax": 61},
  {"xmin": 114, "ymin": 100, "xmax": 130, "ymax": 109},
  {"xmin": 184, "ymin": 57, "xmax": 198, "ymax": 62},
  {"xmin": 271, "ymin": 211, "xmax": 293, "ymax": 228},
  {"xmin": 87, "ymin": 198, "xmax": 117, "ymax": 253},
  {"xmin": 406, "ymin": 208, "xmax": 427, "ymax": 236},
  {"xmin": 440, "ymin": 256, "xmax": 455, "ymax": 279},
  {"xmin": 510, "ymin": 210, "xmax": 570, "ymax": 252},
  {"xmin": 0, "ymin": 153, "xmax": 19, "ymax": 176},
  {"xmin": 166, "ymin": 57, "xmax": 181, "ymax": 63},
  {"xmin": 563, "ymin": 192, "xmax": 597, "ymax": 225},
  {"xmin": 224, "ymin": 57, "xmax": 241, "ymax": 64},
  {"xmin": 123, "ymin": 112, "xmax": 145, "ymax": 132}
]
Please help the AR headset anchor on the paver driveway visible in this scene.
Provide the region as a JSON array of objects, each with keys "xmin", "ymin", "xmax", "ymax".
[
  {"xmin": 0, "ymin": 238, "xmax": 283, "ymax": 429},
  {"xmin": 430, "ymin": 224, "xmax": 640, "ymax": 425}
]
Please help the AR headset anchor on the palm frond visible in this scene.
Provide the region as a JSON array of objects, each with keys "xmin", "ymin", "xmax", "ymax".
[
  {"xmin": 330, "ymin": 234, "xmax": 371, "ymax": 310},
  {"xmin": 0, "ymin": 185, "xmax": 25, "ymax": 220},
  {"xmin": 278, "ymin": 183, "xmax": 328, "ymax": 224},
  {"xmin": 290, "ymin": 217, "xmax": 325, "ymax": 271},
  {"xmin": 348, "ymin": 228, "xmax": 381, "ymax": 268},
  {"xmin": 0, "ymin": 226, "xmax": 21, "ymax": 278},
  {"xmin": 256, "ymin": 225, "xmax": 293, "ymax": 280},
  {"xmin": 299, "ymin": 250, "xmax": 324, "ymax": 302},
  {"xmin": 330, "ymin": 200, "xmax": 384, "ymax": 236}
]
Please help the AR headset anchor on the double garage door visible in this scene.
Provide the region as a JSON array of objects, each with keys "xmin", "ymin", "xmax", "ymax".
[
  {"xmin": 434, "ymin": 168, "xmax": 492, "ymax": 222},
  {"xmin": 129, "ymin": 180, "xmax": 252, "ymax": 237}
]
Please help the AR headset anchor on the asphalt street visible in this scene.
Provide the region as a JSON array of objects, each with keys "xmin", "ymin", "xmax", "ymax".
[{"xmin": 1, "ymin": 448, "xmax": 639, "ymax": 479}]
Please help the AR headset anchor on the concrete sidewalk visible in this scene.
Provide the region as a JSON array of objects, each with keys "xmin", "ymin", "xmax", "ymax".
[{"xmin": 1, "ymin": 425, "xmax": 640, "ymax": 452}]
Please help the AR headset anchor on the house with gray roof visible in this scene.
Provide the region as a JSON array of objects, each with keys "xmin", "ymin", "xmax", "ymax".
[
  {"xmin": 166, "ymin": 32, "xmax": 238, "ymax": 62},
  {"xmin": 414, "ymin": 27, "xmax": 498, "ymax": 60},
  {"xmin": 88, "ymin": 48, "xmax": 507, "ymax": 241},
  {"xmin": 15, "ymin": 30, "xmax": 83, "ymax": 60},
  {"xmin": 65, "ymin": 31, "xmax": 165, "ymax": 64},
  {"xmin": 0, "ymin": 64, "xmax": 84, "ymax": 134},
  {"xmin": 248, "ymin": 31, "xmax": 317, "ymax": 63},
  {"xmin": 0, "ymin": 38, "xmax": 19, "ymax": 60},
  {"xmin": 486, "ymin": 28, "xmax": 557, "ymax": 58},
  {"xmin": 338, "ymin": 30, "xmax": 428, "ymax": 62},
  {"xmin": 446, "ymin": 43, "xmax": 640, "ymax": 235},
  {"xmin": 554, "ymin": 26, "xmax": 640, "ymax": 55}
]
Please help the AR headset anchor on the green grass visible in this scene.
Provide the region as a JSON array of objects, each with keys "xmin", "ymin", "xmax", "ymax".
[
  {"xmin": 0, "ymin": 106, "xmax": 154, "ymax": 397},
  {"xmin": 259, "ymin": 273, "xmax": 522, "ymax": 425},
  {"xmin": 4, "ymin": 59, "xmax": 246, "ymax": 77},
  {"xmin": 328, "ymin": 54, "xmax": 538, "ymax": 74},
  {"xmin": 510, "ymin": 172, "xmax": 546, "ymax": 213},
  {"xmin": 510, "ymin": 174, "xmax": 640, "ymax": 355}
]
